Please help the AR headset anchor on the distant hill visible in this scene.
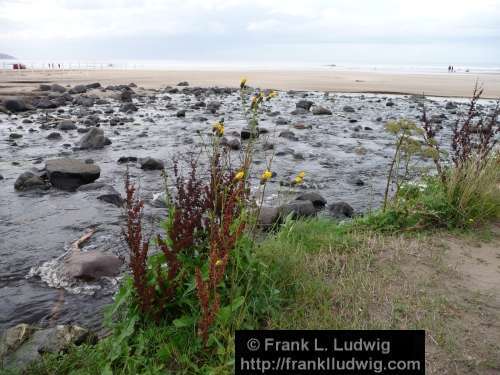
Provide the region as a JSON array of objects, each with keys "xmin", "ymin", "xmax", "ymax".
[{"xmin": 0, "ymin": 53, "xmax": 16, "ymax": 59}]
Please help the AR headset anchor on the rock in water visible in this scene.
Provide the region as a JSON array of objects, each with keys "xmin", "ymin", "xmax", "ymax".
[
  {"xmin": 296, "ymin": 100, "xmax": 314, "ymax": 111},
  {"xmin": 57, "ymin": 120, "xmax": 76, "ymax": 131},
  {"xmin": 45, "ymin": 159, "xmax": 100, "ymax": 191},
  {"xmin": 312, "ymin": 106, "xmax": 332, "ymax": 115},
  {"xmin": 78, "ymin": 127, "xmax": 109, "ymax": 149},
  {"xmin": 295, "ymin": 192, "xmax": 327, "ymax": 208},
  {"xmin": 278, "ymin": 201, "xmax": 317, "ymax": 219},
  {"xmin": 64, "ymin": 251, "xmax": 122, "ymax": 280},
  {"xmin": 3, "ymin": 97, "xmax": 30, "ymax": 113},
  {"xmin": 14, "ymin": 172, "xmax": 50, "ymax": 191},
  {"xmin": 140, "ymin": 157, "xmax": 164, "ymax": 171}
]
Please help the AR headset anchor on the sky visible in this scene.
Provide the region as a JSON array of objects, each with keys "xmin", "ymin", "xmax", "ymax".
[{"xmin": 1, "ymin": 0, "xmax": 500, "ymax": 66}]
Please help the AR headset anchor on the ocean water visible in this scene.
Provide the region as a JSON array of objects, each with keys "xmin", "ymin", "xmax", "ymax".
[{"xmin": 1, "ymin": 58, "xmax": 500, "ymax": 75}]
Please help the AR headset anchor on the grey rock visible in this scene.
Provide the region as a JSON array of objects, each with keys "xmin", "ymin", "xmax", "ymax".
[
  {"xmin": 291, "ymin": 107, "xmax": 308, "ymax": 115},
  {"xmin": 3, "ymin": 97, "xmax": 30, "ymax": 113},
  {"xmin": 47, "ymin": 132, "xmax": 62, "ymax": 140},
  {"xmin": 9, "ymin": 133, "xmax": 22, "ymax": 139},
  {"xmin": 78, "ymin": 127, "xmax": 108, "ymax": 149},
  {"xmin": 312, "ymin": 106, "xmax": 332, "ymax": 115},
  {"xmin": 296, "ymin": 100, "xmax": 314, "ymax": 111},
  {"xmin": 64, "ymin": 251, "xmax": 122, "ymax": 280},
  {"xmin": 50, "ymin": 84, "xmax": 66, "ymax": 93},
  {"xmin": 328, "ymin": 202, "xmax": 354, "ymax": 219},
  {"xmin": 45, "ymin": 159, "xmax": 100, "ymax": 191},
  {"xmin": 279, "ymin": 200, "xmax": 317, "ymax": 219},
  {"xmin": 343, "ymin": 105, "xmax": 355, "ymax": 113},
  {"xmin": 279, "ymin": 130, "xmax": 298, "ymax": 141},
  {"xmin": 39, "ymin": 84, "xmax": 51, "ymax": 91},
  {"xmin": 140, "ymin": 157, "xmax": 164, "ymax": 171},
  {"xmin": 69, "ymin": 85, "xmax": 87, "ymax": 94},
  {"xmin": 57, "ymin": 120, "xmax": 76, "ymax": 131},
  {"xmin": 177, "ymin": 81, "xmax": 189, "ymax": 86},
  {"xmin": 85, "ymin": 82, "xmax": 101, "ymax": 89},
  {"xmin": 240, "ymin": 128, "xmax": 259, "ymax": 140},
  {"xmin": 14, "ymin": 172, "xmax": 49, "ymax": 191},
  {"xmin": 295, "ymin": 192, "xmax": 327, "ymax": 208},
  {"xmin": 258, "ymin": 206, "xmax": 280, "ymax": 229},
  {"xmin": 120, "ymin": 102, "xmax": 138, "ymax": 112},
  {"xmin": 97, "ymin": 187, "xmax": 124, "ymax": 207},
  {"xmin": 176, "ymin": 109, "xmax": 186, "ymax": 117},
  {"xmin": 207, "ymin": 101, "xmax": 221, "ymax": 114},
  {"xmin": 117, "ymin": 156, "xmax": 138, "ymax": 164}
]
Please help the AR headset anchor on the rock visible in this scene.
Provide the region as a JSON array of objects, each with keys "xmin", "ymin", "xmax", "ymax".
[
  {"xmin": 279, "ymin": 130, "xmax": 298, "ymax": 141},
  {"xmin": 14, "ymin": 172, "xmax": 50, "ymax": 191},
  {"xmin": 445, "ymin": 101, "xmax": 458, "ymax": 110},
  {"xmin": 312, "ymin": 106, "xmax": 332, "ymax": 115},
  {"xmin": 57, "ymin": 119, "xmax": 76, "ymax": 131},
  {"xmin": 177, "ymin": 81, "xmax": 189, "ymax": 86},
  {"xmin": 73, "ymin": 96, "xmax": 95, "ymax": 107},
  {"xmin": 221, "ymin": 137, "xmax": 241, "ymax": 150},
  {"xmin": 33, "ymin": 97, "xmax": 57, "ymax": 109},
  {"xmin": 343, "ymin": 105, "xmax": 355, "ymax": 113},
  {"xmin": 0, "ymin": 174, "xmax": 3, "ymax": 180},
  {"xmin": 176, "ymin": 109, "xmax": 186, "ymax": 117},
  {"xmin": 328, "ymin": 202, "xmax": 354, "ymax": 219},
  {"xmin": 85, "ymin": 82, "xmax": 101, "ymax": 89},
  {"xmin": 3, "ymin": 97, "xmax": 30, "ymax": 113},
  {"xmin": 64, "ymin": 251, "xmax": 122, "ymax": 280},
  {"xmin": 240, "ymin": 128, "xmax": 259, "ymax": 140},
  {"xmin": 78, "ymin": 127, "xmax": 109, "ymax": 149},
  {"xmin": 207, "ymin": 101, "xmax": 221, "ymax": 114},
  {"xmin": 279, "ymin": 201, "xmax": 317, "ymax": 219},
  {"xmin": 120, "ymin": 89, "xmax": 133, "ymax": 102},
  {"xmin": 120, "ymin": 103, "xmax": 138, "ymax": 112},
  {"xmin": 47, "ymin": 132, "xmax": 62, "ymax": 140},
  {"xmin": 296, "ymin": 100, "xmax": 314, "ymax": 111},
  {"xmin": 275, "ymin": 117, "xmax": 289, "ymax": 125},
  {"xmin": 258, "ymin": 206, "xmax": 280, "ymax": 229},
  {"xmin": 39, "ymin": 84, "xmax": 51, "ymax": 91},
  {"xmin": 50, "ymin": 84, "xmax": 66, "ymax": 93},
  {"xmin": 291, "ymin": 108, "xmax": 308, "ymax": 115},
  {"xmin": 76, "ymin": 182, "xmax": 107, "ymax": 191},
  {"xmin": 386, "ymin": 100, "xmax": 395, "ymax": 107},
  {"xmin": 352, "ymin": 178, "xmax": 365, "ymax": 186},
  {"xmin": 97, "ymin": 187, "xmax": 124, "ymax": 207},
  {"xmin": 45, "ymin": 159, "xmax": 100, "ymax": 191},
  {"xmin": 69, "ymin": 85, "xmax": 87, "ymax": 94},
  {"xmin": 1, "ymin": 324, "xmax": 95, "ymax": 371},
  {"xmin": 140, "ymin": 157, "xmax": 164, "ymax": 171},
  {"xmin": 9, "ymin": 133, "xmax": 22, "ymax": 139},
  {"xmin": 117, "ymin": 156, "xmax": 138, "ymax": 164},
  {"xmin": 295, "ymin": 192, "xmax": 327, "ymax": 208}
]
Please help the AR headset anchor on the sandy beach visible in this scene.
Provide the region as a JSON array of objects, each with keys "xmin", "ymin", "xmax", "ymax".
[{"xmin": 1, "ymin": 68, "xmax": 499, "ymax": 98}]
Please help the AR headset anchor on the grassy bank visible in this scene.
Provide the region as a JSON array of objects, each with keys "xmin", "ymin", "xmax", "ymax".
[{"xmin": 20, "ymin": 216, "xmax": 499, "ymax": 374}]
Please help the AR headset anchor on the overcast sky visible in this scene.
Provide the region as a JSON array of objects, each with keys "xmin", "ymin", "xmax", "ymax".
[{"xmin": 1, "ymin": 0, "xmax": 499, "ymax": 66}]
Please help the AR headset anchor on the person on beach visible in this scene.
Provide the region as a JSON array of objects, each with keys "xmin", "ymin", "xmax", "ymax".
[{"xmin": 448, "ymin": 65, "xmax": 451, "ymax": 72}]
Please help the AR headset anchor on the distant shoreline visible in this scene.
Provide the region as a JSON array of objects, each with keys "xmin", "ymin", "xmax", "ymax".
[{"xmin": 1, "ymin": 68, "xmax": 500, "ymax": 99}]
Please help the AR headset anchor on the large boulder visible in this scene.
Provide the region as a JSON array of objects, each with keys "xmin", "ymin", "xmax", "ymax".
[
  {"xmin": 78, "ymin": 127, "xmax": 109, "ymax": 149},
  {"xmin": 258, "ymin": 206, "xmax": 280, "ymax": 229},
  {"xmin": 45, "ymin": 159, "xmax": 100, "ymax": 191},
  {"xmin": 64, "ymin": 251, "xmax": 122, "ymax": 280},
  {"xmin": 14, "ymin": 172, "xmax": 50, "ymax": 191}
]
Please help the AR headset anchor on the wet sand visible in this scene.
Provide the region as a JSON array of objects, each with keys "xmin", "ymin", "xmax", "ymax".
[{"xmin": 1, "ymin": 69, "xmax": 499, "ymax": 98}]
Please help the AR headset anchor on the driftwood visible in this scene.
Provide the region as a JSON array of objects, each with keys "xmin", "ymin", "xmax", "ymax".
[{"xmin": 70, "ymin": 228, "xmax": 96, "ymax": 253}]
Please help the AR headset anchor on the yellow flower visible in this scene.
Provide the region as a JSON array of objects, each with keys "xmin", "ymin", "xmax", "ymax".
[
  {"xmin": 234, "ymin": 170, "xmax": 245, "ymax": 181},
  {"xmin": 240, "ymin": 77, "xmax": 247, "ymax": 89},
  {"xmin": 212, "ymin": 121, "xmax": 224, "ymax": 137},
  {"xmin": 215, "ymin": 259, "xmax": 223, "ymax": 267},
  {"xmin": 267, "ymin": 90, "xmax": 278, "ymax": 99},
  {"xmin": 293, "ymin": 171, "xmax": 305, "ymax": 185},
  {"xmin": 260, "ymin": 169, "xmax": 273, "ymax": 184}
]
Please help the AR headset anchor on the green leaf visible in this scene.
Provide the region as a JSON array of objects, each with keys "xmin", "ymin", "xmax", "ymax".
[{"xmin": 173, "ymin": 315, "xmax": 195, "ymax": 328}]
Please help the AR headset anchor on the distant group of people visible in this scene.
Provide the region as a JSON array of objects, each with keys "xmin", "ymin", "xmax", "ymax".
[
  {"xmin": 448, "ymin": 65, "xmax": 455, "ymax": 73},
  {"xmin": 48, "ymin": 63, "xmax": 62, "ymax": 69}
]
